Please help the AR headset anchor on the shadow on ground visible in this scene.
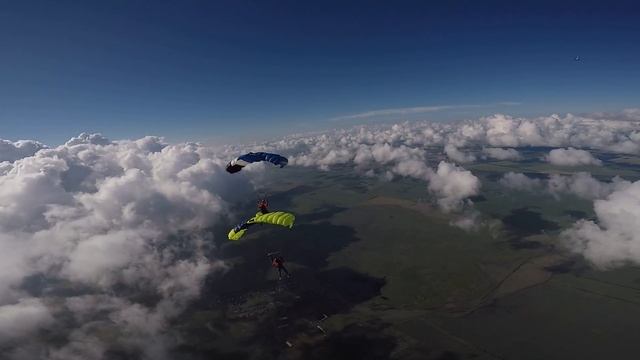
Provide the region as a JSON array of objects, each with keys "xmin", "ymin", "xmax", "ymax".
[
  {"xmin": 501, "ymin": 207, "xmax": 560, "ymax": 249},
  {"xmin": 180, "ymin": 194, "xmax": 386, "ymax": 359}
]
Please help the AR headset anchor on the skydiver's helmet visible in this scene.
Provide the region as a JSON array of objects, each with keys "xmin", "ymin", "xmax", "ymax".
[{"xmin": 225, "ymin": 161, "xmax": 243, "ymax": 173}]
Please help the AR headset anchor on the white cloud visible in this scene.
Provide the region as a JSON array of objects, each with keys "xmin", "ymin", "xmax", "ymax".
[
  {"xmin": 0, "ymin": 298, "xmax": 53, "ymax": 343},
  {"xmin": 493, "ymin": 167, "xmax": 640, "ymax": 270},
  {"xmin": 65, "ymin": 132, "xmax": 112, "ymax": 147},
  {"xmin": 271, "ymin": 127, "xmax": 480, "ymax": 211},
  {"xmin": 63, "ymin": 229, "xmax": 152, "ymax": 287},
  {"xmin": 482, "ymin": 147, "xmax": 522, "ymax": 160},
  {"xmin": 499, "ymin": 172, "xmax": 631, "ymax": 200},
  {"xmin": 330, "ymin": 102, "xmax": 522, "ymax": 122},
  {"xmin": 267, "ymin": 110, "xmax": 640, "ymax": 211},
  {"xmin": 545, "ymin": 147, "xmax": 602, "ymax": 166},
  {"xmin": 585, "ymin": 108, "xmax": 640, "ymax": 122},
  {"xmin": 0, "ymin": 134, "xmax": 258, "ymax": 357},
  {"xmin": 331, "ymin": 103, "xmax": 484, "ymax": 121},
  {"xmin": 427, "ymin": 161, "xmax": 481, "ymax": 212},
  {"xmin": 450, "ymin": 210, "xmax": 482, "ymax": 231},
  {"xmin": 563, "ymin": 181, "xmax": 640, "ymax": 268},
  {"xmin": 46, "ymin": 330, "xmax": 107, "ymax": 360},
  {"xmin": 276, "ymin": 112, "xmax": 640, "ymax": 175},
  {"xmin": 499, "ymin": 172, "xmax": 543, "ymax": 191},
  {"xmin": 0, "ymin": 139, "xmax": 47, "ymax": 162},
  {"xmin": 331, "ymin": 105, "xmax": 456, "ymax": 121},
  {"xmin": 621, "ymin": 108, "xmax": 640, "ymax": 121},
  {"xmin": 547, "ymin": 172, "xmax": 630, "ymax": 200},
  {"xmin": 478, "ymin": 113, "xmax": 640, "ymax": 153},
  {"xmin": 2, "ymin": 109, "xmax": 639, "ymax": 352},
  {"xmin": 444, "ymin": 144, "xmax": 476, "ymax": 163}
]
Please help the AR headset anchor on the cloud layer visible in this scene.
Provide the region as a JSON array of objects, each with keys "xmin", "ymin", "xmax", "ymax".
[
  {"xmin": 273, "ymin": 113, "xmax": 640, "ymax": 167},
  {"xmin": 261, "ymin": 111, "xmax": 640, "ymax": 213},
  {"xmin": 499, "ymin": 171, "xmax": 631, "ymax": 200},
  {"xmin": 1, "ymin": 110, "xmax": 639, "ymax": 356},
  {"xmin": 264, "ymin": 125, "xmax": 481, "ymax": 212},
  {"xmin": 262, "ymin": 111, "xmax": 640, "ymax": 269},
  {"xmin": 0, "ymin": 134, "xmax": 256, "ymax": 358}
]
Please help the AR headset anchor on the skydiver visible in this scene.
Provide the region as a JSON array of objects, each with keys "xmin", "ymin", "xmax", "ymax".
[
  {"xmin": 268, "ymin": 253, "xmax": 290, "ymax": 280},
  {"xmin": 258, "ymin": 198, "xmax": 269, "ymax": 214}
]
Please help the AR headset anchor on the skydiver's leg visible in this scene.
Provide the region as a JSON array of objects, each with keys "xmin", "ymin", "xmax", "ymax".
[
  {"xmin": 277, "ymin": 267, "xmax": 283, "ymax": 280},
  {"xmin": 281, "ymin": 265, "xmax": 290, "ymax": 277}
]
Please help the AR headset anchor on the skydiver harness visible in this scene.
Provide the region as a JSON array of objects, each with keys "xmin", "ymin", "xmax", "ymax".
[{"xmin": 272, "ymin": 257, "xmax": 284, "ymax": 268}]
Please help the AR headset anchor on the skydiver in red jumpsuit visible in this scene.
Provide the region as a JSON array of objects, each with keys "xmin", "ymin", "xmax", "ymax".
[
  {"xmin": 258, "ymin": 198, "xmax": 269, "ymax": 214},
  {"xmin": 272, "ymin": 255, "xmax": 290, "ymax": 280}
]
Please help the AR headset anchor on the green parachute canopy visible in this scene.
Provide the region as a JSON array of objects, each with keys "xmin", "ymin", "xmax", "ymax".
[{"xmin": 228, "ymin": 211, "xmax": 295, "ymax": 241}]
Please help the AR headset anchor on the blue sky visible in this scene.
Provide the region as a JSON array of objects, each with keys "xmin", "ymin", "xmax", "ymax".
[{"xmin": 1, "ymin": 0, "xmax": 639, "ymax": 145}]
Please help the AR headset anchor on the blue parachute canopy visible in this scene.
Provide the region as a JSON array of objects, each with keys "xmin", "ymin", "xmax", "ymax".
[{"xmin": 226, "ymin": 152, "xmax": 288, "ymax": 173}]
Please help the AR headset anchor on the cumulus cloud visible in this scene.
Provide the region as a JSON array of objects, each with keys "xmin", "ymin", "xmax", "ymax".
[
  {"xmin": 428, "ymin": 162, "xmax": 481, "ymax": 211},
  {"xmin": 499, "ymin": 172, "xmax": 543, "ymax": 191},
  {"xmin": 499, "ymin": 171, "xmax": 631, "ymax": 200},
  {"xmin": 475, "ymin": 113, "xmax": 640, "ymax": 153},
  {"xmin": 450, "ymin": 210, "xmax": 502, "ymax": 234},
  {"xmin": 585, "ymin": 108, "xmax": 640, "ymax": 122},
  {"xmin": 482, "ymin": 147, "xmax": 522, "ymax": 160},
  {"xmin": 563, "ymin": 180, "xmax": 640, "ymax": 268},
  {"xmin": 0, "ymin": 298, "xmax": 53, "ymax": 343},
  {"xmin": 268, "ymin": 125, "xmax": 480, "ymax": 211},
  {"xmin": 444, "ymin": 144, "xmax": 476, "ymax": 163},
  {"xmin": 450, "ymin": 212, "xmax": 482, "ymax": 231},
  {"xmin": 272, "ymin": 112, "xmax": 640, "ymax": 172},
  {"xmin": 622, "ymin": 108, "xmax": 640, "ymax": 121},
  {"xmin": 0, "ymin": 139, "xmax": 47, "ymax": 162},
  {"xmin": 2, "ymin": 109, "xmax": 638, "ymax": 354},
  {"xmin": 0, "ymin": 134, "xmax": 258, "ymax": 358},
  {"xmin": 264, "ymin": 110, "xmax": 640, "ymax": 211},
  {"xmin": 64, "ymin": 132, "xmax": 112, "ymax": 147},
  {"xmin": 547, "ymin": 172, "xmax": 630, "ymax": 200},
  {"xmin": 545, "ymin": 147, "xmax": 602, "ymax": 166}
]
